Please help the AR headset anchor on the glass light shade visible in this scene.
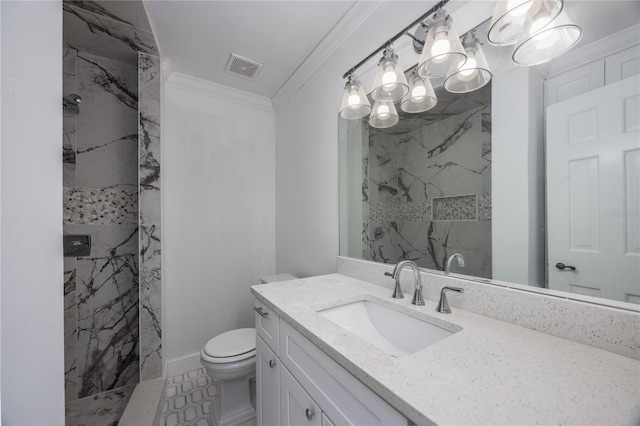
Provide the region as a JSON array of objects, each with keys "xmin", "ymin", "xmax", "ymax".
[
  {"xmin": 369, "ymin": 100, "xmax": 399, "ymax": 129},
  {"xmin": 513, "ymin": 9, "xmax": 582, "ymax": 66},
  {"xmin": 487, "ymin": 0, "xmax": 562, "ymax": 46},
  {"xmin": 371, "ymin": 48, "xmax": 410, "ymax": 102},
  {"xmin": 444, "ymin": 41, "xmax": 492, "ymax": 93},
  {"xmin": 401, "ymin": 72, "xmax": 437, "ymax": 113},
  {"xmin": 339, "ymin": 75, "xmax": 372, "ymax": 119},
  {"xmin": 416, "ymin": 11, "xmax": 467, "ymax": 79}
]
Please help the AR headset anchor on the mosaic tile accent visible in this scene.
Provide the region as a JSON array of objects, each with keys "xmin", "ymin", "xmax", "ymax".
[
  {"xmin": 433, "ymin": 194, "xmax": 478, "ymax": 221},
  {"xmin": 369, "ymin": 201, "xmax": 432, "ymax": 222},
  {"xmin": 65, "ymin": 384, "xmax": 135, "ymax": 426},
  {"xmin": 64, "ymin": 187, "xmax": 138, "ymax": 225},
  {"xmin": 478, "ymin": 195, "xmax": 491, "ymax": 221}
]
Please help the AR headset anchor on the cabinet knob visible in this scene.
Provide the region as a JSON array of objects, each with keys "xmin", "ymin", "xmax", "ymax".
[
  {"xmin": 268, "ymin": 359, "xmax": 277, "ymax": 368},
  {"xmin": 305, "ymin": 408, "xmax": 315, "ymax": 421}
]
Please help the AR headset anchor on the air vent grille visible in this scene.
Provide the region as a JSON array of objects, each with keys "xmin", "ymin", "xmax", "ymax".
[{"xmin": 225, "ymin": 54, "xmax": 263, "ymax": 80}]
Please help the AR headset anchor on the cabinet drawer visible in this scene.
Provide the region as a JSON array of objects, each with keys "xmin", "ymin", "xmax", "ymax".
[
  {"xmin": 257, "ymin": 336, "xmax": 280, "ymax": 426},
  {"xmin": 254, "ymin": 299, "xmax": 279, "ymax": 355},
  {"xmin": 280, "ymin": 320, "xmax": 407, "ymax": 426}
]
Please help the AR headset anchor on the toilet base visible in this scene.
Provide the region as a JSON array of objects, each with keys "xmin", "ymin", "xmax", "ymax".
[{"xmin": 211, "ymin": 375, "xmax": 256, "ymax": 426}]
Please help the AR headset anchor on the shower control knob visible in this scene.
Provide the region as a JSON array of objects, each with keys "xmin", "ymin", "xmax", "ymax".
[{"xmin": 268, "ymin": 359, "xmax": 276, "ymax": 368}]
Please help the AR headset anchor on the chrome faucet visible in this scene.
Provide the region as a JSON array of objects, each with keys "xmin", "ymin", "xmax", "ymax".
[
  {"xmin": 384, "ymin": 260, "xmax": 425, "ymax": 306},
  {"xmin": 445, "ymin": 253, "xmax": 465, "ymax": 275}
]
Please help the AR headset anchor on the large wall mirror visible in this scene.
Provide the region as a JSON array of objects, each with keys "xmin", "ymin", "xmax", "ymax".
[{"xmin": 339, "ymin": 0, "xmax": 640, "ymax": 310}]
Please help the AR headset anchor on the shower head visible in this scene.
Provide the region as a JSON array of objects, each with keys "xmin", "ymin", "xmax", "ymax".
[{"xmin": 63, "ymin": 94, "xmax": 82, "ymax": 115}]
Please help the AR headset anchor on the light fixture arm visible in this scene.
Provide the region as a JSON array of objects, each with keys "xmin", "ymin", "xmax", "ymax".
[{"xmin": 342, "ymin": 0, "xmax": 451, "ymax": 80}]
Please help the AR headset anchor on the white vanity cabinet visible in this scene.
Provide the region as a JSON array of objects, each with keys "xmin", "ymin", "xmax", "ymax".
[{"xmin": 255, "ymin": 298, "xmax": 408, "ymax": 426}]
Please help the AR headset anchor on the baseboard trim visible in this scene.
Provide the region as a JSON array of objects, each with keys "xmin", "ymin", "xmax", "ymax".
[{"xmin": 166, "ymin": 352, "xmax": 202, "ymax": 377}]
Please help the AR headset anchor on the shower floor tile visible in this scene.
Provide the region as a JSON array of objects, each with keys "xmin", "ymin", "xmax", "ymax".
[
  {"xmin": 65, "ymin": 384, "xmax": 135, "ymax": 426},
  {"xmin": 158, "ymin": 368, "xmax": 256, "ymax": 426}
]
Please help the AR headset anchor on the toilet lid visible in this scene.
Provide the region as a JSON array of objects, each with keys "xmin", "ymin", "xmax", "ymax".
[{"xmin": 204, "ymin": 328, "xmax": 256, "ymax": 358}]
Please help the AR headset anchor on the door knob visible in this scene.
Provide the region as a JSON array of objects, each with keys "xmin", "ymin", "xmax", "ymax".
[
  {"xmin": 555, "ymin": 262, "xmax": 576, "ymax": 271},
  {"xmin": 268, "ymin": 359, "xmax": 276, "ymax": 368}
]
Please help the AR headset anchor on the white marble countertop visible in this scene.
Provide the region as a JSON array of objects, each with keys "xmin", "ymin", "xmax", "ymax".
[{"xmin": 251, "ymin": 274, "xmax": 640, "ymax": 426}]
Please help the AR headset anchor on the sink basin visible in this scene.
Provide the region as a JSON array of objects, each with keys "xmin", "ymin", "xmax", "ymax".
[{"xmin": 317, "ymin": 299, "xmax": 458, "ymax": 357}]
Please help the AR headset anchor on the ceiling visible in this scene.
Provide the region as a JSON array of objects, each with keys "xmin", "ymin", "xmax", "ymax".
[{"xmin": 143, "ymin": 0, "xmax": 357, "ymax": 98}]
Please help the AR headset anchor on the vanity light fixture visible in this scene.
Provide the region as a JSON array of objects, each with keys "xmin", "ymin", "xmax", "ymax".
[
  {"xmin": 371, "ymin": 46, "xmax": 410, "ymax": 102},
  {"xmin": 401, "ymin": 70, "xmax": 437, "ymax": 113},
  {"xmin": 487, "ymin": 0, "xmax": 562, "ymax": 46},
  {"xmin": 339, "ymin": 73, "xmax": 372, "ymax": 119},
  {"xmin": 416, "ymin": 9, "xmax": 467, "ymax": 79},
  {"xmin": 369, "ymin": 100, "xmax": 399, "ymax": 129},
  {"xmin": 444, "ymin": 31, "xmax": 492, "ymax": 94},
  {"xmin": 512, "ymin": 7, "xmax": 582, "ymax": 66}
]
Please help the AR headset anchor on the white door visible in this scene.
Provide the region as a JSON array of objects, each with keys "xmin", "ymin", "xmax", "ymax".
[
  {"xmin": 547, "ymin": 76, "xmax": 640, "ymax": 303},
  {"xmin": 280, "ymin": 367, "xmax": 321, "ymax": 426},
  {"xmin": 256, "ymin": 336, "xmax": 280, "ymax": 426}
]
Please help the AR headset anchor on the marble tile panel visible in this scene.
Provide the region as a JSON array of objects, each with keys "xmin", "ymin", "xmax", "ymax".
[
  {"xmin": 64, "ymin": 257, "xmax": 78, "ymax": 402},
  {"xmin": 139, "ymin": 53, "xmax": 161, "ymax": 226},
  {"xmin": 70, "ymin": 225, "xmax": 139, "ymax": 397},
  {"xmin": 64, "ymin": 47, "xmax": 78, "ymax": 187},
  {"xmin": 368, "ymin": 222, "xmax": 399, "ymax": 265},
  {"xmin": 75, "ymin": 50, "xmax": 138, "ymax": 189},
  {"xmin": 65, "ymin": 384, "xmax": 135, "ymax": 426},
  {"xmin": 433, "ymin": 194, "xmax": 477, "ymax": 221},
  {"xmin": 140, "ymin": 224, "xmax": 162, "ymax": 381},
  {"xmin": 368, "ymin": 132, "xmax": 399, "ymax": 204},
  {"xmin": 64, "ymin": 187, "xmax": 138, "ymax": 225},
  {"xmin": 64, "ymin": 0, "xmax": 153, "ymax": 32},
  {"xmin": 63, "ymin": 3, "xmax": 158, "ymax": 66}
]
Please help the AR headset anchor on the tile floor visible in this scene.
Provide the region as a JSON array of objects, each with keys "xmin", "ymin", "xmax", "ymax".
[
  {"xmin": 158, "ymin": 368, "xmax": 256, "ymax": 426},
  {"xmin": 65, "ymin": 384, "xmax": 135, "ymax": 426}
]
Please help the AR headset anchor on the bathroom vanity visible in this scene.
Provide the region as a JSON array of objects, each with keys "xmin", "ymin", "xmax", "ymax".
[{"xmin": 252, "ymin": 263, "xmax": 640, "ymax": 426}]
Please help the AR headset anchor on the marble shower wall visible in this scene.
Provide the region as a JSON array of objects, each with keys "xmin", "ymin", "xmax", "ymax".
[
  {"xmin": 364, "ymin": 89, "xmax": 492, "ymax": 278},
  {"xmin": 63, "ymin": 47, "xmax": 140, "ymax": 401},
  {"xmin": 138, "ymin": 52, "xmax": 162, "ymax": 381}
]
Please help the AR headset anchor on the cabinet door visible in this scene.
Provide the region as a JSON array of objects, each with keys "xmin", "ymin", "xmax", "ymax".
[
  {"xmin": 280, "ymin": 367, "xmax": 321, "ymax": 426},
  {"xmin": 257, "ymin": 336, "xmax": 280, "ymax": 426},
  {"xmin": 321, "ymin": 412, "xmax": 336, "ymax": 426}
]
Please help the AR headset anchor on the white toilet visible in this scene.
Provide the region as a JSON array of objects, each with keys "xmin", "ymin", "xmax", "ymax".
[
  {"xmin": 200, "ymin": 273, "xmax": 297, "ymax": 425},
  {"xmin": 200, "ymin": 328, "xmax": 257, "ymax": 426}
]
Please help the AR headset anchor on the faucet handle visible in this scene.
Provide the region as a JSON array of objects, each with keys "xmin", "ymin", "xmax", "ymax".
[
  {"xmin": 436, "ymin": 286, "xmax": 464, "ymax": 314},
  {"xmin": 384, "ymin": 272, "xmax": 393, "ymax": 277}
]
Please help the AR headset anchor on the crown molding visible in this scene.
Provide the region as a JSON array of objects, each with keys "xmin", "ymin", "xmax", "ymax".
[
  {"xmin": 166, "ymin": 72, "xmax": 274, "ymax": 113},
  {"xmin": 548, "ymin": 23, "xmax": 640, "ymax": 78},
  {"xmin": 271, "ymin": 0, "xmax": 390, "ymax": 111}
]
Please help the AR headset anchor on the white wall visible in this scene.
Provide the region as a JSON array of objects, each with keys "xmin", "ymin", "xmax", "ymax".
[
  {"xmin": 163, "ymin": 73, "xmax": 276, "ymax": 362},
  {"xmin": 1, "ymin": 1, "xmax": 64, "ymax": 423},
  {"xmin": 275, "ymin": 2, "xmax": 434, "ymax": 278},
  {"xmin": 492, "ymin": 66, "xmax": 545, "ymax": 286}
]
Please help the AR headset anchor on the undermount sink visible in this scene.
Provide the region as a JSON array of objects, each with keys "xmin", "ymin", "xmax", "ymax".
[{"xmin": 317, "ymin": 299, "xmax": 459, "ymax": 357}]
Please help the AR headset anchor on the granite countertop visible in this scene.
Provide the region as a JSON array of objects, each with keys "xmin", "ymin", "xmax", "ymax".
[{"xmin": 251, "ymin": 273, "xmax": 640, "ymax": 426}]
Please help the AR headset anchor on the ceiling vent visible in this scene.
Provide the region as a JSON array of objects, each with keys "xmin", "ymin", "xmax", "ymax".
[{"xmin": 225, "ymin": 54, "xmax": 263, "ymax": 80}]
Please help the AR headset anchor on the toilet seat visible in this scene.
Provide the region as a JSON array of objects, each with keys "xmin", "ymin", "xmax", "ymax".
[{"xmin": 202, "ymin": 328, "xmax": 256, "ymax": 364}]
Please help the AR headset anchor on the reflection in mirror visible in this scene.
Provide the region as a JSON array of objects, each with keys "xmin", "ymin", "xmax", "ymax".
[{"xmin": 338, "ymin": 0, "xmax": 640, "ymax": 309}]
